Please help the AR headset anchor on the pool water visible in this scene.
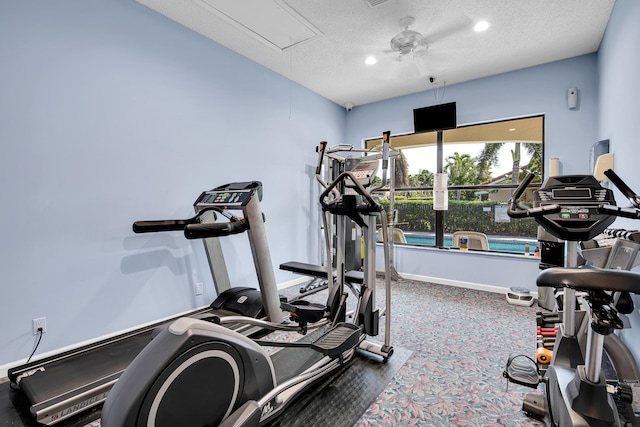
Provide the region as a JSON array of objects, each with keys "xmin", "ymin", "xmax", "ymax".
[{"xmin": 403, "ymin": 233, "xmax": 537, "ymax": 254}]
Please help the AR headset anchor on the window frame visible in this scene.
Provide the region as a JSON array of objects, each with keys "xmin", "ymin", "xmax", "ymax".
[{"xmin": 365, "ymin": 115, "xmax": 545, "ymax": 254}]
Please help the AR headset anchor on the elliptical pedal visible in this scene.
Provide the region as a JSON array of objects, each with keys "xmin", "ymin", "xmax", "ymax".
[
  {"xmin": 311, "ymin": 323, "xmax": 361, "ymax": 358},
  {"xmin": 503, "ymin": 354, "xmax": 541, "ymax": 388}
]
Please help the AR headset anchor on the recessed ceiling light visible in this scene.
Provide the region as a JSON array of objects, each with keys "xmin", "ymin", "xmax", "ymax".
[
  {"xmin": 509, "ymin": 128, "xmax": 517, "ymax": 132},
  {"xmin": 474, "ymin": 21, "xmax": 491, "ymax": 32},
  {"xmin": 365, "ymin": 56, "xmax": 378, "ymax": 65}
]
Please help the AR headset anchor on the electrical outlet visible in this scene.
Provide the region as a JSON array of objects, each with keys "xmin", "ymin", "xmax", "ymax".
[
  {"xmin": 33, "ymin": 317, "xmax": 47, "ymax": 335},
  {"xmin": 194, "ymin": 282, "xmax": 204, "ymax": 296}
]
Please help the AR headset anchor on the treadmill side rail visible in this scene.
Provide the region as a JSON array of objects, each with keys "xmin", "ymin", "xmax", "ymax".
[{"xmin": 32, "ymin": 376, "xmax": 116, "ymax": 425}]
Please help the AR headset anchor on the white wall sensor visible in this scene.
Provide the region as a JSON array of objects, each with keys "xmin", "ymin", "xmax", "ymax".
[{"xmin": 568, "ymin": 87, "xmax": 578, "ymax": 110}]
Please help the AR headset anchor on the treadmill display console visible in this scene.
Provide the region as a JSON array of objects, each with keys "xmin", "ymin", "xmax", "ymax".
[
  {"xmin": 196, "ymin": 190, "xmax": 252, "ymax": 207},
  {"xmin": 533, "ymin": 175, "xmax": 616, "ymax": 241}
]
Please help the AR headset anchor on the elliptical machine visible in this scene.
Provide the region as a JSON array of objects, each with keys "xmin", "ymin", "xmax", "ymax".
[
  {"xmin": 504, "ymin": 169, "xmax": 640, "ymax": 427},
  {"xmin": 100, "ymin": 137, "xmax": 395, "ymax": 427}
]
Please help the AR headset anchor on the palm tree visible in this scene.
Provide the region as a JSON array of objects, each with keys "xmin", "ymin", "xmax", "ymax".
[
  {"xmin": 444, "ymin": 152, "xmax": 480, "ymax": 185},
  {"xmin": 476, "ymin": 144, "xmax": 501, "ymax": 183},
  {"xmin": 394, "ymin": 150, "xmax": 410, "ymax": 188},
  {"xmin": 409, "ymin": 169, "xmax": 434, "ymax": 187},
  {"xmin": 445, "ymin": 152, "xmax": 482, "ymax": 200},
  {"xmin": 477, "ymin": 142, "xmax": 542, "ymax": 183}
]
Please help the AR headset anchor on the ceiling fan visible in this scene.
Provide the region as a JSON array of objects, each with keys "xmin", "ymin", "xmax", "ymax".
[
  {"xmin": 373, "ymin": 16, "xmax": 432, "ymax": 80},
  {"xmin": 389, "ymin": 16, "xmax": 428, "ymax": 60},
  {"xmin": 376, "ymin": 14, "xmax": 472, "ymax": 80}
]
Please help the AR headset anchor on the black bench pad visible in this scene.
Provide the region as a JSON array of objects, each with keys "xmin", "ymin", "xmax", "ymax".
[{"xmin": 280, "ymin": 261, "xmax": 363, "ymax": 284}]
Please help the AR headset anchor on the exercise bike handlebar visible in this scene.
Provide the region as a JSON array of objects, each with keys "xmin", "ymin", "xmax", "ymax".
[
  {"xmin": 598, "ymin": 204, "xmax": 640, "ymax": 220},
  {"xmin": 507, "ymin": 172, "xmax": 561, "ymax": 218},
  {"xmin": 597, "ymin": 169, "xmax": 640, "ymax": 219},
  {"xmin": 604, "ymin": 168, "xmax": 640, "ymax": 208}
]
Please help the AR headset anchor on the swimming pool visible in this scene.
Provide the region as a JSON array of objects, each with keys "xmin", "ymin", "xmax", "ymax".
[{"xmin": 402, "ymin": 233, "xmax": 537, "ymax": 254}]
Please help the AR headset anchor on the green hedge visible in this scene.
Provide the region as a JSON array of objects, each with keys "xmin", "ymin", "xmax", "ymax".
[{"xmin": 379, "ymin": 199, "xmax": 537, "ymax": 237}]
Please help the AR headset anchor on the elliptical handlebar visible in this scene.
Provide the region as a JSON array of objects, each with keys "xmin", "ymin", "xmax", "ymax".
[
  {"xmin": 319, "ymin": 171, "xmax": 382, "ymax": 213},
  {"xmin": 315, "ymin": 141, "xmax": 327, "ymax": 176},
  {"xmin": 381, "ymin": 130, "xmax": 390, "ymax": 180},
  {"xmin": 370, "ymin": 130, "xmax": 391, "ymax": 193},
  {"xmin": 507, "ymin": 173, "xmax": 561, "ymax": 218},
  {"xmin": 314, "ymin": 141, "xmax": 341, "ymax": 202}
]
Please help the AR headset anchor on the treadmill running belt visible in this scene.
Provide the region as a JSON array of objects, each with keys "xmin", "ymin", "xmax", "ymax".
[{"xmin": 19, "ymin": 331, "xmax": 152, "ymax": 405}]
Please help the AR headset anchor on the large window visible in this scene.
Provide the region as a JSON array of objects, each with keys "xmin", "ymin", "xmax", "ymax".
[{"xmin": 366, "ymin": 116, "xmax": 544, "ymax": 255}]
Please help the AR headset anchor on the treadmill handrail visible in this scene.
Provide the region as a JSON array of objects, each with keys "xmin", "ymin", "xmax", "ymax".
[
  {"xmin": 132, "ymin": 206, "xmax": 223, "ymax": 233},
  {"xmin": 184, "ymin": 218, "xmax": 248, "ymax": 239}
]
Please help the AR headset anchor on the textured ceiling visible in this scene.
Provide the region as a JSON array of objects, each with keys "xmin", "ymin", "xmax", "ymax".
[{"xmin": 137, "ymin": 0, "xmax": 615, "ymax": 108}]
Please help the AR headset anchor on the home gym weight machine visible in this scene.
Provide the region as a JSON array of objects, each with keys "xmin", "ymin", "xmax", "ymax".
[
  {"xmin": 100, "ymin": 141, "xmax": 395, "ymax": 427},
  {"xmin": 280, "ymin": 132, "xmax": 403, "ymax": 294},
  {"xmin": 504, "ymin": 170, "xmax": 640, "ymax": 427}
]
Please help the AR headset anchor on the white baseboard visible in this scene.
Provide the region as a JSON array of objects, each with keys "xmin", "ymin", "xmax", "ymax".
[
  {"xmin": 277, "ymin": 276, "xmax": 312, "ymax": 290},
  {"xmin": 2, "ymin": 274, "xmax": 535, "ymax": 380},
  {"xmin": 399, "ymin": 272, "xmax": 539, "ymax": 298}
]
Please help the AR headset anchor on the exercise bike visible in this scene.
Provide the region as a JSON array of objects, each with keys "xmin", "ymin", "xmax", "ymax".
[
  {"xmin": 504, "ymin": 169, "xmax": 640, "ymax": 427},
  {"xmin": 100, "ymin": 137, "xmax": 395, "ymax": 427}
]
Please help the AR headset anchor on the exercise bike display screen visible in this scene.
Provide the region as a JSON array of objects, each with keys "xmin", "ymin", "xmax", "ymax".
[
  {"xmin": 552, "ymin": 188, "xmax": 592, "ymax": 199},
  {"xmin": 533, "ymin": 175, "xmax": 616, "ymax": 241}
]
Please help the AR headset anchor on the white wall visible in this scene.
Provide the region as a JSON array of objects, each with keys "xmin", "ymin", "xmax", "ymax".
[
  {"xmin": 351, "ymin": 54, "xmax": 599, "ymax": 291},
  {"xmin": 0, "ymin": 0, "xmax": 344, "ymax": 368}
]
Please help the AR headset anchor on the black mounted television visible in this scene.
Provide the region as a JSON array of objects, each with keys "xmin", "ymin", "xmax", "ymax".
[{"xmin": 413, "ymin": 102, "xmax": 457, "ymax": 133}]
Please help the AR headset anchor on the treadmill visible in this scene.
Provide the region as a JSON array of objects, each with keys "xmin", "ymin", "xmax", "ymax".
[{"xmin": 5, "ymin": 182, "xmax": 283, "ymax": 425}]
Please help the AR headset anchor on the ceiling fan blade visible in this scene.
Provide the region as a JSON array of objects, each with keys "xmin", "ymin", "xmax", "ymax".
[
  {"xmin": 371, "ymin": 54, "xmax": 431, "ymax": 81},
  {"xmin": 423, "ymin": 16, "xmax": 473, "ymax": 44}
]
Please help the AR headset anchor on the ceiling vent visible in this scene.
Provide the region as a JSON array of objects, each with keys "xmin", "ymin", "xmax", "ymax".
[
  {"xmin": 365, "ymin": 0, "xmax": 391, "ymax": 7},
  {"xmin": 194, "ymin": 0, "xmax": 323, "ymax": 52}
]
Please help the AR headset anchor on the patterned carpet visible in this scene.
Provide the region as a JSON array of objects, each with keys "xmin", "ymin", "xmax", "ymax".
[{"xmin": 345, "ymin": 277, "xmax": 543, "ymax": 427}]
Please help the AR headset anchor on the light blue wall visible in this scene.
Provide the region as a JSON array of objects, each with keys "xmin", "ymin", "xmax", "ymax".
[
  {"xmin": 598, "ymin": 0, "xmax": 640, "ymax": 211},
  {"xmin": 0, "ymin": 0, "xmax": 344, "ymax": 367},
  {"xmin": 2, "ymin": 0, "xmax": 639, "ymax": 372},
  {"xmin": 597, "ymin": 0, "xmax": 640, "ymax": 376},
  {"xmin": 353, "ymin": 54, "xmax": 599, "ymax": 290}
]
